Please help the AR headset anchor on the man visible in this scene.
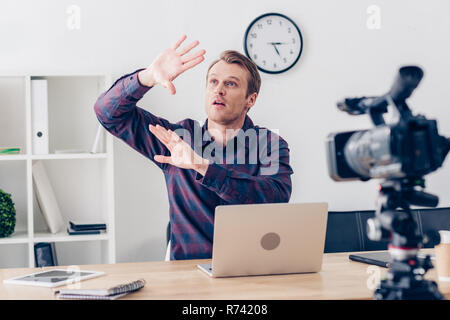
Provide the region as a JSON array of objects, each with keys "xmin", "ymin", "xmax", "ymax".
[{"xmin": 94, "ymin": 35, "xmax": 294, "ymax": 260}]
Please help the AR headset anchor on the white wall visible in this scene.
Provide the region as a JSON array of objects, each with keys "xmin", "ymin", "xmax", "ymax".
[{"xmin": 2, "ymin": 0, "xmax": 449, "ymax": 262}]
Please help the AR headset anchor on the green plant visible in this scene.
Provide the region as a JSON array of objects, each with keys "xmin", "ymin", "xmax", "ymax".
[{"xmin": 0, "ymin": 189, "xmax": 16, "ymax": 238}]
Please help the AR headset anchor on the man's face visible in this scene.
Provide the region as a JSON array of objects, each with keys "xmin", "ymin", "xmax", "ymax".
[{"xmin": 205, "ymin": 60, "xmax": 256, "ymax": 126}]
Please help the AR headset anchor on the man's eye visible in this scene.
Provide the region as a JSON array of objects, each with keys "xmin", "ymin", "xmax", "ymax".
[
  {"xmin": 227, "ymin": 82, "xmax": 236, "ymax": 87},
  {"xmin": 210, "ymin": 79, "xmax": 218, "ymax": 84}
]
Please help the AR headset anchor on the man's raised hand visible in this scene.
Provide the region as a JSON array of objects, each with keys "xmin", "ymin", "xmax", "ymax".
[{"xmin": 138, "ymin": 35, "xmax": 206, "ymax": 95}]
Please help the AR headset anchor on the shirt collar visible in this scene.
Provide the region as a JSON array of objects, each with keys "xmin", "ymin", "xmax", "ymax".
[{"xmin": 201, "ymin": 115, "xmax": 255, "ymax": 149}]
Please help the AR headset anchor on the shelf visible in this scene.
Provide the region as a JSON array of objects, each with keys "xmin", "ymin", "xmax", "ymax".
[
  {"xmin": 0, "ymin": 153, "xmax": 108, "ymax": 161},
  {"xmin": 0, "ymin": 230, "xmax": 29, "ymax": 244},
  {"xmin": 32, "ymin": 153, "xmax": 108, "ymax": 160},
  {"xmin": 0, "ymin": 154, "xmax": 27, "ymax": 161},
  {"xmin": 33, "ymin": 231, "xmax": 109, "ymax": 243},
  {"xmin": 0, "ymin": 231, "xmax": 110, "ymax": 244}
]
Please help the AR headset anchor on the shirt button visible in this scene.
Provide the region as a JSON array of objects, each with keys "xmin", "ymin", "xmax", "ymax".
[{"xmin": 130, "ymin": 76, "xmax": 133, "ymax": 80}]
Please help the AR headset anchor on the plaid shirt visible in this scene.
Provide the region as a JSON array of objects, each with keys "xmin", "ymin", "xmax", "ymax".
[{"xmin": 94, "ymin": 70, "xmax": 294, "ymax": 260}]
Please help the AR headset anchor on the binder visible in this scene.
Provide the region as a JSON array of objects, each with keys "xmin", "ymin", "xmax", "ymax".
[
  {"xmin": 31, "ymin": 78, "xmax": 49, "ymax": 155},
  {"xmin": 33, "ymin": 161, "xmax": 65, "ymax": 233},
  {"xmin": 90, "ymin": 124, "xmax": 103, "ymax": 153}
]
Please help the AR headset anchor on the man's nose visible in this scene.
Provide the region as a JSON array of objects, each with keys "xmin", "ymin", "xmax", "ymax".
[{"xmin": 215, "ymin": 82, "xmax": 226, "ymax": 95}]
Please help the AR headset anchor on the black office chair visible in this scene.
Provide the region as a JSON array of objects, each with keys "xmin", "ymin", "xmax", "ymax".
[
  {"xmin": 166, "ymin": 221, "xmax": 171, "ymax": 246},
  {"xmin": 324, "ymin": 207, "xmax": 450, "ymax": 253},
  {"xmin": 164, "ymin": 222, "xmax": 171, "ymax": 261}
]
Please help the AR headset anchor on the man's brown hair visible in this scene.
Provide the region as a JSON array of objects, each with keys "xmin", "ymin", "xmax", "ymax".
[{"xmin": 207, "ymin": 50, "xmax": 261, "ymax": 98}]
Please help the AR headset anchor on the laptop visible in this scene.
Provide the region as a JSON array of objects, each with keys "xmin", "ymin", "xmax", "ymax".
[{"xmin": 197, "ymin": 202, "xmax": 328, "ymax": 278}]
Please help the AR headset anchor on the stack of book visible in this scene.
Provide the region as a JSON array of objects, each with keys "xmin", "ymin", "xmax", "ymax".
[
  {"xmin": 0, "ymin": 147, "xmax": 20, "ymax": 155},
  {"xmin": 67, "ymin": 221, "xmax": 107, "ymax": 235}
]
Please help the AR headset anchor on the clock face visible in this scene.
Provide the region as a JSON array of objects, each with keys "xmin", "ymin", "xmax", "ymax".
[{"xmin": 244, "ymin": 13, "xmax": 303, "ymax": 74}]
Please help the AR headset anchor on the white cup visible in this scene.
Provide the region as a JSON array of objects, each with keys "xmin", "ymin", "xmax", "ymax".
[{"xmin": 434, "ymin": 230, "xmax": 450, "ymax": 282}]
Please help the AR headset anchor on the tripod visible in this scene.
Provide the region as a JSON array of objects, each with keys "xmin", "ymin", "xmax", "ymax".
[{"xmin": 367, "ymin": 178, "xmax": 445, "ymax": 300}]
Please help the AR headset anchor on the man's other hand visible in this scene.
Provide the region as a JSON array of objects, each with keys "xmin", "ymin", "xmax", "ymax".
[
  {"xmin": 149, "ymin": 124, "xmax": 210, "ymax": 175},
  {"xmin": 138, "ymin": 35, "xmax": 206, "ymax": 95}
]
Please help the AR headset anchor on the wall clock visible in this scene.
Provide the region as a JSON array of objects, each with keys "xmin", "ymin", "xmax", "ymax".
[{"xmin": 244, "ymin": 13, "xmax": 303, "ymax": 74}]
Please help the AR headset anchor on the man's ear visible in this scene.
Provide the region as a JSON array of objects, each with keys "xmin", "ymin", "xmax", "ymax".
[{"xmin": 245, "ymin": 92, "xmax": 258, "ymax": 109}]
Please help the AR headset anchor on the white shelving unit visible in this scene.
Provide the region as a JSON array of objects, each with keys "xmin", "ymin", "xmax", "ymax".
[{"xmin": 0, "ymin": 74, "xmax": 115, "ymax": 268}]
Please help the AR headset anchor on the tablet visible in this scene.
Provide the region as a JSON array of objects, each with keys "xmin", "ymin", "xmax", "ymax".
[
  {"xmin": 3, "ymin": 269, "xmax": 104, "ymax": 288},
  {"xmin": 349, "ymin": 252, "xmax": 391, "ymax": 268},
  {"xmin": 349, "ymin": 251, "xmax": 435, "ymax": 268}
]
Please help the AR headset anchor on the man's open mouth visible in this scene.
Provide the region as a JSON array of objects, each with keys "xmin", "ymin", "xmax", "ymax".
[
  {"xmin": 213, "ymin": 101, "xmax": 225, "ymax": 107},
  {"xmin": 213, "ymin": 100, "xmax": 226, "ymax": 107}
]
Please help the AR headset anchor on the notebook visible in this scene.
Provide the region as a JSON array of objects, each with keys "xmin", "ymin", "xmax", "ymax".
[
  {"xmin": 69, "ymin": 221, "xmax": 107, "ymax": 231},
  {"xmin": 67, "ymin": 226, "xmax": 102, "ymax": 235},
  {"xmin": 55, "ymin": 278, "xmax": 146, "ymax": 300}
]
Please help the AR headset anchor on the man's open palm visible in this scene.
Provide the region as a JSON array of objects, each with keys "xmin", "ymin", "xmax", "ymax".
[{"xmin": 142, "ymin": 35, "xmax": 206, "ymax": 94}]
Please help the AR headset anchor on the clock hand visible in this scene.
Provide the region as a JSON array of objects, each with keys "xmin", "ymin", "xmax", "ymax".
[
  {"xmin": 272, "ymin": 44, "xmax": 281, "ymax": 56},
  {"xmin": 267, "ymin": 42, "xmax": 288, "ymax": 45}
]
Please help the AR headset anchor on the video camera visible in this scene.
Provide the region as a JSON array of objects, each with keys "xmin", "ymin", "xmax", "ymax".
[{"xmin": 326, "ymin": 66, "xmax": 450, "ymax": 185}]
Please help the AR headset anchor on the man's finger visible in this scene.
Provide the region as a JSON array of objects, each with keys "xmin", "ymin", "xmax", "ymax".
[
  {"xmin": 162, "ymin": 80, "xmax": 176, "ymax": 95},
  {"xmin": 168, "ymin": 129, "xmax": 182, "ymax": 142},
  {"xmin": 182, "ymin": 55, "xmax": 205, "ymax": 72},
  {"xmin": 156, "ymin": 125, "xmax": 173, "ymax": 142},
  {"xmin": 152, "ymin": 125, "xmax": 172, "ymax": 143},
  {"xmin": 149, "ymin": 125, "xmax": 170, "ymax": 146},
  {"xmin": 177, "ymin": 40, "xmax": 199, "ymax": 56},
  {"xmin": 154, "ymin": 125, "xmax": 181, "ymax": 151},
  {"xmin": 172, "ymin": 34, "xmax": 187, "ymax": 50},
  {"xmin": 154, "ymin": 155, "xmax": 172, "ymax": 164},
  {"xmin": 182, "ymin": 49, "xmax": 206, "ymax": 64}
]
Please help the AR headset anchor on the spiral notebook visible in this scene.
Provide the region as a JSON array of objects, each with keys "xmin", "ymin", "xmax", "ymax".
[{"xmin": 55, "ymin": 278, "xmax": 146, "ymax": 300}]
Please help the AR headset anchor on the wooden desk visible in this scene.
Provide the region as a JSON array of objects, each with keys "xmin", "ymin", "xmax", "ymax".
[{"xmin": 1, "ymin": 251, "xmax": 449, "ymax": 300}]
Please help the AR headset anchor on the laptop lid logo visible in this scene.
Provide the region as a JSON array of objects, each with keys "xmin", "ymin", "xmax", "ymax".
[{"xmin": 261, "ymin": 232, "xmax": 281, "ymax": 250}]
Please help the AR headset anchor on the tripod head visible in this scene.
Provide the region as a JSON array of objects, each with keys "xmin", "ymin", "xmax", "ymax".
[{"xmin": 368, "ymin": 178, "xmax": 438, "ymax": 251}]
